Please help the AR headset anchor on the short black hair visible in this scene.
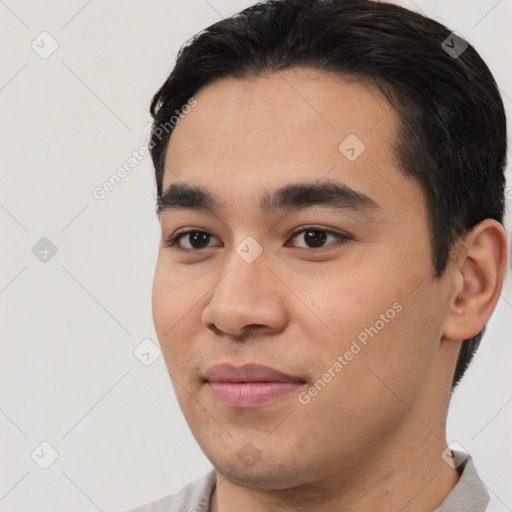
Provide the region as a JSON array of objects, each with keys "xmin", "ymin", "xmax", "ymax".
[{"xmin": 149, "ymin": 0, "xmax": 507, "ymax": 388}]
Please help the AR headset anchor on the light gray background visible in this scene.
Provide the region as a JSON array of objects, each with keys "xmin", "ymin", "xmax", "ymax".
[{"xmin": 1, "ymin": 1, "xmax": 511, "ymax": 510}]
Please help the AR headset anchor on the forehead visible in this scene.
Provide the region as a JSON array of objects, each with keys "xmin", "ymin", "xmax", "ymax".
[
  {"xmin": 161, "ymin": 67, "xmax": 424, "ymax": 222},
  {"xmin": 166, "ymin": 68, "xmax": 394, "ymax": 161}
]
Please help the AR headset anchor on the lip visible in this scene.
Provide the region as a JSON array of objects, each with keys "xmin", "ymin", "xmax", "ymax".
[
  {"xmin": 204, "ymin": 363, "xmax": 305, "ymax": 383},
  {"xmin": 204, "ymin": 363, "xmax": 306, "ymax": 408}
]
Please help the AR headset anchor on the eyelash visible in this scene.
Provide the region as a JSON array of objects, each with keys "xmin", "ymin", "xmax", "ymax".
[{"xmin": 164, "ymin": 226, "xmax": 352, "ymax": 252}]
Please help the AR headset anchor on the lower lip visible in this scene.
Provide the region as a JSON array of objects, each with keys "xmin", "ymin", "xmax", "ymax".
[{"xmin": 207, "ymin": 381, "xmax": 304, "ymax": 408}]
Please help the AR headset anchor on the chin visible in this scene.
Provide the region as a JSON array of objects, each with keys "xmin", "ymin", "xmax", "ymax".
[
  {"xmin": 218, "ymin": 464, "xmax": 304, "ymax": 490},
  {"xmin": 207, "ymin": 447, "xmax": 314, "ymax": 491}
]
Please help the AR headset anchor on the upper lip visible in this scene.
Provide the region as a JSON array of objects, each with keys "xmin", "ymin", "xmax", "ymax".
[{"xmin": 204, "ymin": 363, "xmax": 305, "ymax": 383}]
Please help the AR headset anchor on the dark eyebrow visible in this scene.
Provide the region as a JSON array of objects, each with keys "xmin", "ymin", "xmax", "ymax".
[{"xmin": 157, "ymin": 180, "xmax": 381, "ymax": 217}]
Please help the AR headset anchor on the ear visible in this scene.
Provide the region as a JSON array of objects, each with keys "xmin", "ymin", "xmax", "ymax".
[{"xmin": 442, "ymin": 219, "xmax": 508, "ymax": 341}]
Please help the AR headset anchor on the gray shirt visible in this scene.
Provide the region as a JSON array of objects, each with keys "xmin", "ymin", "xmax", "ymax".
[{"xmin": 120, "ymin": 453, "xmax": 490, "ymax": 512}]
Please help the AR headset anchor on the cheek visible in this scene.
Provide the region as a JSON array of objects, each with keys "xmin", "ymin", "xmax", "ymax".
[
  {"xmin": 151, "ymin": 254, "xmax": 212, "ymax": 381},
  {"xmin": 151, "ymin": 258, "xmax": 174, "ymax": 336},
  {"xmin": 299, "ymin": 293, "xmax": 440, "ymax": 451},
  {"xmin": 307, "ymin": 257, "xmax": 440, "ymax": 385},
  {"xmin": 338, "ymin": 280, "xmax": 446, "ymax": 409},
  {"xmin": 152, "ymin": 253, "xmax": 196, "ymax": 331},
  {"xmin": 306, "ymin": 265, "xmax": 397, "ymax": 343},
  {"xmin": 151, "ymin": 256, "xmax": 189, "ymax": 363}
]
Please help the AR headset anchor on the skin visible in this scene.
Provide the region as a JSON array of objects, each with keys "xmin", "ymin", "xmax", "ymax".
[{"xmin": 152, "ymin": 67, "xmax": 508, "ymax": 511}]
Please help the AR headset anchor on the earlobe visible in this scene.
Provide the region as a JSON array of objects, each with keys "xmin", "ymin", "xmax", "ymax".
[{"xmin": 442, "ymin": 219, "xmax": 508, "ymax": 341}]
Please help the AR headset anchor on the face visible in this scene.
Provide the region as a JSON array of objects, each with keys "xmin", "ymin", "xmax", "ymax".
[{"xmin": 152, "ymin": 68, "xmax": 455, "ymax": 489}]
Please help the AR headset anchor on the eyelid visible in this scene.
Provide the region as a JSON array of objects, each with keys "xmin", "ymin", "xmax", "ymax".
[{"xmin": 289, "ymin": 224, "xmax": 352, "ymax": 240}]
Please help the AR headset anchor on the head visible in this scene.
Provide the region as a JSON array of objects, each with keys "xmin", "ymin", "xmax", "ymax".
[{"xmin": 149, "ymin": 0, "xmax": 508, "ymax": 490}]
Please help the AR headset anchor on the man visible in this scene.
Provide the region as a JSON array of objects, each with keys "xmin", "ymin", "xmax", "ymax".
[{"xmin": 123, "ymin": 0, "xmax": 508, "ymax": 510}]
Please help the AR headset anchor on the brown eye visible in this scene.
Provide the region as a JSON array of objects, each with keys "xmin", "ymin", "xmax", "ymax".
[
  {"xmin": 288, "ymin": 227, "xmax": 350, "ymax": 250},
  {"xmin": 165, "ymin": 230, "xmax": 219, "ymax": 250},
  {"xmin": 303, "ymin": 229, "xmax": 327, "ymax": 248}
]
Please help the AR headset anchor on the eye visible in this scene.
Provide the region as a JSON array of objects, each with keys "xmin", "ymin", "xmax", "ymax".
[
  {"xmin": 287, "ymin": 226, "xmax": 351, "ymax": 250},
  {"xmin": 164, "ymin": 229, "xmax": 220, "ymax": 250},
  {"xmin": 165, "ymin": 226, "xmax": 351, "ymax": 252}
]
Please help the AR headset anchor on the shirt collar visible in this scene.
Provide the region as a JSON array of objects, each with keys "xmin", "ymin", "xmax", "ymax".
[{"xmin": 434, "ymin": 452, "xmax": 489, "ymax": 512}]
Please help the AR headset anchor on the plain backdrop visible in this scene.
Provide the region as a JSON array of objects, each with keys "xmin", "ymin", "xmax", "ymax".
[{"xmin": 1, "ymin": 0, "xmax": 511, "ymax": 510}]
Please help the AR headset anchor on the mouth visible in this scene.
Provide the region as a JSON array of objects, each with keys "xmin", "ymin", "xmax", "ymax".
[{"xmin": 204, "ymin": 363, "xmax": 306, "ymax": 408}]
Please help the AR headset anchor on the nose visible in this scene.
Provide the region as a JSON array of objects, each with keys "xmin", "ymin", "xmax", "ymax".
[{"xmin": 201, "ymin": 251, "xmax": 288, "ymax": 340}]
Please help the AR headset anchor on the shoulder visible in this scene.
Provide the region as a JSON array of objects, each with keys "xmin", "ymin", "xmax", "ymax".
[{"xmin": 115, "ymin": 469, "xmax": 217, "ymax": 512}]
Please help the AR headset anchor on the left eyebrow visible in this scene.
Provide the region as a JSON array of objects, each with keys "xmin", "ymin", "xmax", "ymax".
[{"xmin": 157, "ymin": 179, "xmax": 381, "ymax": 217}]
